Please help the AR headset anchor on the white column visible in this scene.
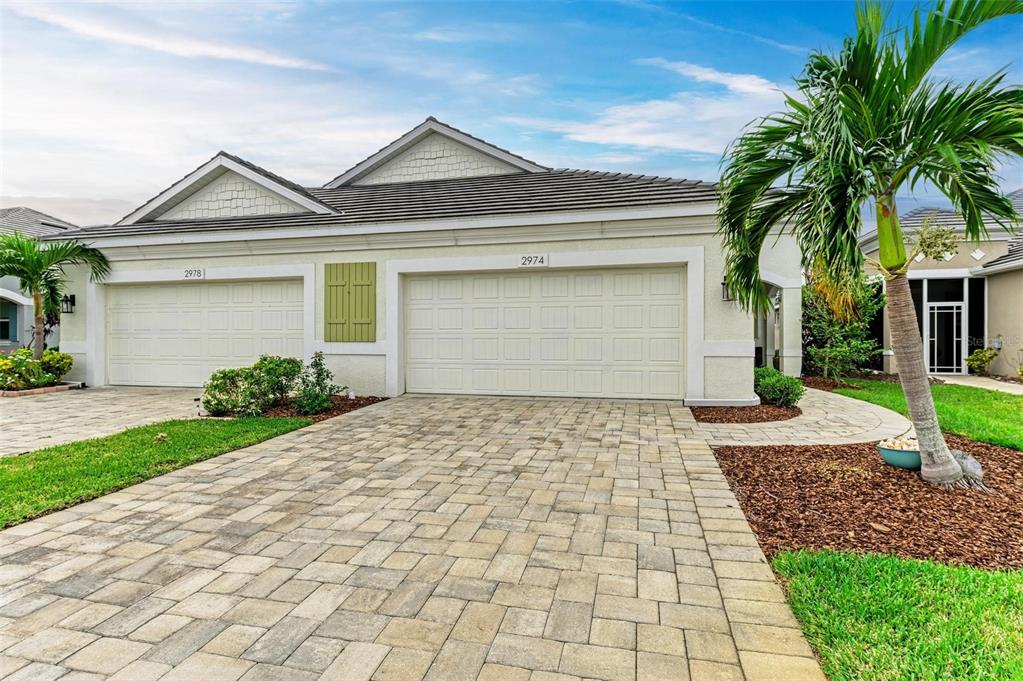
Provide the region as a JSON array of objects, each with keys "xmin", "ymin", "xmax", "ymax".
[{"xmin": 777, "ymin": 286, "xmax": 803, "ymax": 376}]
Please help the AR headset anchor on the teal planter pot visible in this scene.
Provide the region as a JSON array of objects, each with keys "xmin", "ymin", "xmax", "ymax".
[{"xmin": 878, "ymin": 445, "xmax": 921, "ymax": 470}]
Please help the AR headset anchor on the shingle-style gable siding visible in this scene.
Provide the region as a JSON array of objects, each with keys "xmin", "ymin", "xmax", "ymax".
[
  {"xmin": 354, "ymin": 133, "xmax": 521, "ymax": 185},
  {"xmin": 158, "ymin": 170, "xmax": 305, "ymax": 221}
]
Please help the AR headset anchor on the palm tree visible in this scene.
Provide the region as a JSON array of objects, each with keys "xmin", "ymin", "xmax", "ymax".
[
  {"xmin": 0, "ymin": 232, "xmax": 110, "ymax": 359},
  {"xmin": 718, "ymin": 0, "xmax": 1023, "ymax": 487}
]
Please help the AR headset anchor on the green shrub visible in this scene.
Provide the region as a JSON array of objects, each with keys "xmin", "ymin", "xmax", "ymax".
[
  {"xmin": 294, "ymin": 352, "xmax": 345, "ymax": 415},
  {"xmin": 802, "ymin": 277, "xmax": 884, "ymax": 379},
  {"xmin": 806, "ymin": 338, "xmax": 881, "ymax": 381},
  {"xmin": 0, "ymin": 349, "xmax": 56, "ymax": 390},
  {"xmin": 754, "ymin": 366, "xmax": 805, "ymax": 406},
  {"xmin": 965, "ymin": 346, "xmax": 999, "ymax": 375},
  {"xmin": 251, "ymin": 355, "xmax": 302, "ymax": 405},
  {"xmin": 201, "ymin": 367, "xmax": 267, "ymax": 416},
  {"xmin": 40, "ymin": 350, "xmax": 73, "ymax": 379}
]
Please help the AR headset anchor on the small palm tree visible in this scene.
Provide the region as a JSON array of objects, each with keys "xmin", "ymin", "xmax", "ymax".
[
  {"xmin": 719, "ymin": 0, "xmax": 1022, "ymax": 487},
  {"xmin": 0, "ymin": 232, "xmax": 110, "ymax": 359}
]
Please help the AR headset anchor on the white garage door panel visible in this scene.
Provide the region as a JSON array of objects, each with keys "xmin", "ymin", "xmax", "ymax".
[
  {"xmin": 107, "ymin": 280, "xmax": 303, "ymax": 387},
  {"xmin": 405, "ymin": 267, "xmax": 685, "ymax": 399}
]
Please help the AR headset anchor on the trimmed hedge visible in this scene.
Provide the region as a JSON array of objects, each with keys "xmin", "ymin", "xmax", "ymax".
[{"xmin": 754, "ymin": 366, "xmax": 805, "ymax": 407}]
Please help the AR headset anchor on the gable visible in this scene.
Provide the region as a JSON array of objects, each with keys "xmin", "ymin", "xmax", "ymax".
[
  {"xmin": 325, "ymin": 117, "xmax": 548, "ymax": 188},
  {"xmin": 157, "ymin": 169, "xmax": 305, "ymax": 221},
  {"xmin": 354, "ymin": 133, "xmax": 522, "ymax": 185}
]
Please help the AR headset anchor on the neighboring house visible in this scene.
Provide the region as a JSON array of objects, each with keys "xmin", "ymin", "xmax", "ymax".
[
  {"xmin": 975, "ymin": 231, "xmax": 1023, "ymax": 377},
  {"xmin": 43, "ymin": 118, "xmax": 803, "ymax": 404},
  {"xmin": 860, "ymin": 188, "xmax": 1022, "ymax": 378},
  {"xmin": 0, "ymin": 207, "xmax": 77, "ymax": 352}
]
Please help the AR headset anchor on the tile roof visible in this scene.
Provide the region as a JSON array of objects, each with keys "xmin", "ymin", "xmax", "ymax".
[
  {"xmin": 47, "ymin": 169, "xmax": 718, "ymax": 241},
  {"xmin": 981, "ymin": 233, "xmax": 1023, "ymax": 271},
  {"xmin": 0, "ymin": 207, "xmax": 76, "ymax": 237},
  {"xmin": 897, "ymin": 188, "xmax": 1023, "ymax": 233}
]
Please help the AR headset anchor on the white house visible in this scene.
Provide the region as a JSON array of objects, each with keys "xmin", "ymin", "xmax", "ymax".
[
  {"xmin": 1, "ymin": 206, "xmax": 77, "ymax": 352},
  {"xmin": 46, "ymin": 118, "xmax": 803, "ymax": 405}
]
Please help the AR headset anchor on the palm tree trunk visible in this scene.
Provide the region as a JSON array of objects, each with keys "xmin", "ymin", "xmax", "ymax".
[
  {"xmin": 31, "ymin": 290, "xmax": 45, "ymax": 360},
  {"xmin": 886, "ymin": 274, "xmax": 961, "ymax": 485}
]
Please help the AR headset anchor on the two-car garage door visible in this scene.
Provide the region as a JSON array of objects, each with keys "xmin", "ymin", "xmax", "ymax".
[
  {"xmin": 107, "ymin": 280, "xmax": 303, "ymax": 387},
  {"xmin": 405, "ymin": 267, "xmax": 685, "ymax": 399}
]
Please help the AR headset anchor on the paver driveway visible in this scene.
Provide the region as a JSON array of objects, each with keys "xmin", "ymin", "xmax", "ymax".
[
  {"xmin": 0, "ymin": 387, "xmax": 200, "ymax": 456},
  {"xmin": 0, "ymin": 396, "xmax": 823, "ymax": 681}
]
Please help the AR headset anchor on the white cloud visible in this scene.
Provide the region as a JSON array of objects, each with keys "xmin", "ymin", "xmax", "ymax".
[
  {"xmin": 509, "ymin": 59, "xmax": 786, "ymax": 156},
  {"xmin": 6, "ymin": 2, "xmax": 330, "ymax": 71},
  {"xmin": 638, "ymin": 58, "xmax": 782, "ymax": 96}
]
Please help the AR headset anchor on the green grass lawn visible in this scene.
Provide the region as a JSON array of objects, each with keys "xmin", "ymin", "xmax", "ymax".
[
  {"xmin": 834, "ymin": 379, "xmax": 1023, "ymax": 450},
  {"xmin": 0, "ymin": 417, "xmax": 309, "ymax": 528},
  {"xmin": 774, "ymin": 550, "xmax": 1023, "ymax": 681}
]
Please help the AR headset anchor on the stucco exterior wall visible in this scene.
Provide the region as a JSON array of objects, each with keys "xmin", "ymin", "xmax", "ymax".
[
  {"xmin": 64, "ymin": 217, "xmax": 802, "ymax": 402},
  {"xmin": 987, "ymin": 268, "xmax": 1023, "ymax": 378},
  {"xmin": 158, "ymin": 170, "xmax": 305, "ymax": 221},
  {"xmin": 355, "ymin": 134, "xmax": 521, "ymax": 185},
  {"xmin": 863, "ymin": 239, "xmax": 1009, "ymax": 271}
]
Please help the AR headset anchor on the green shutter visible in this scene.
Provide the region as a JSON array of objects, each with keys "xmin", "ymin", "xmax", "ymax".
[{"xmin": 325, "ymin": 262, "xmax": 376, "ymax": 342}]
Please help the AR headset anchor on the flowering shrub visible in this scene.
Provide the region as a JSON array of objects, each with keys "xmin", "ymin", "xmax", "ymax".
[{"xmin": 0, "ymin": 348, "xmax": 56, "ymax": 390}]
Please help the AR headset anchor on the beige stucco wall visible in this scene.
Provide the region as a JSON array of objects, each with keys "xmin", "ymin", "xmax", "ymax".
[
  {"xmin": 987, "ymin": 268, "xmax": 1023, "ymax": 378},
  {"xmin": 63, "ymin": 216, "xmax": 802, "ymax": 401},
  {"xmin": 862, "ymin": 238, "xmax": 1008, "ymax": 271},
  {"xmin": 356, "ymin": 134, "xmax": 521, "ymax": 185}
]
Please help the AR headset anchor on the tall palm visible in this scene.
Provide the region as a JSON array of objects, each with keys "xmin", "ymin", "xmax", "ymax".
[
  {"xmin": 719, "ymin": 0, "xmax": 1023, "ymax": 486},
  {"xmin": 0, "ymin": 232, "xmax": 110, "ymax": 359}
]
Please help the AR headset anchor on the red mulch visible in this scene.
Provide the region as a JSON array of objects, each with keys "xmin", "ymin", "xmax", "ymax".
[
  {"xmin": 801, "ymin": 373, "xmax": 945, "ymax": 391},
  {"xmin": 263, "ymin": 395, "xmax": 387, "ymax": 423},
  {"xmin": 715, "ymin": 434, "xmax": 1023, "ymax": 570},
  {"xmin": 692, "ymin": 405, "xmax": 801, "ymax": 423},
  {"xmin": 800, "ymin": 376, "xmax": 849, "ymax": 391}
]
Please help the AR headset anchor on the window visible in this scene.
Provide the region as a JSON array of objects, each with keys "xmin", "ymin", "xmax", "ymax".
[
  {"xmin": 0, "ymin": 317, "xmax": 9, "ymax": 340},
  {"xmin": 927, "ymin": 278, "xmax": 965, "ymax": 303}
]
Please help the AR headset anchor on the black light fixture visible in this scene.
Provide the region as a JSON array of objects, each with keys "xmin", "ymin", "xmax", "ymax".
[
  {"xmin": 61, "ymin": 294, "xmax": 76, "ymax": 314},
  {"xmin": 721, "ymin": 281, "xmax": 732, "ymax": 302}
]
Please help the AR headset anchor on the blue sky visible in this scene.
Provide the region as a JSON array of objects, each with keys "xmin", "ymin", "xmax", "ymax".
[{"xmin": 1, "ymin": 0, "xmax": 1021, "ymax": 225}]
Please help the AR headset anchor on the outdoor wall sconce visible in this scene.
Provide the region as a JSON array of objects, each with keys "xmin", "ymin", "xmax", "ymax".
[
  {"xmin": 721, "ymin": 281, "xmax": 732, "ymax": 301},
  {"xmin": 61, "ymin": 294, "xmax": 76, "ymax": 314}
]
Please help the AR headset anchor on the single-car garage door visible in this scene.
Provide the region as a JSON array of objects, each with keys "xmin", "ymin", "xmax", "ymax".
[
  {"xmin": 107, "ymin": 280, "xmax": 303, "ymax": 387},
  {"xmin": 405, "ymin": 267, "xmax": 685, "ymax": 399}
]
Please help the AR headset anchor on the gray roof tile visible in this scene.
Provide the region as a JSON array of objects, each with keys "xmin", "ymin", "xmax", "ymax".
[
  {"xmin": 46, "ymin": 169, "xmax": 718, "ymax": 241},
  {"xmin": 0, "ymin": 207, "xmax": 76, "ymax": 237}
]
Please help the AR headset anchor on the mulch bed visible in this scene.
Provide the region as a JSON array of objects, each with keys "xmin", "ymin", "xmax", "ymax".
[
  {"xmin": 800, "ymin": 376, "xmax": 849, "ymax": 391},
  {"xmin": 691, "ymin": 405, "xmax": 801, "ymax": 423},
  {"xmin": 264, "ymin": 395, "xmax": 387, "ymax": 423},
  {"xmin": 715, "ymin": 434, "xmax": 1023, "ymax": 570},
  {"xmin": 801, "ymin": 373, "xmax": 945, "ymax": 391}
]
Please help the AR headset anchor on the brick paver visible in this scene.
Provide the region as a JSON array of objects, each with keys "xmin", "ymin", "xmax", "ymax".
[
  {"xmin": 0, "ymin": 387, "xmax": 200, "ymax": 456},
  {"xmin": 689, "ymin": 387, "xmax": 912, "ymax": 446},
  {"xmin": 0, "ymin": 395, "xmax": 825, "ymax": 680}
]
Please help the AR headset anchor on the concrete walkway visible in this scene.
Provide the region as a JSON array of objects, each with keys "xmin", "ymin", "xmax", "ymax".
[
  {"xmin": 0, "ymin": 387, "xmax": 201, "ymax": 456},
  {"xmin": 938, "ymin": 374, "xmax": 1023, "ymax": 395},
  {"xmin": 0, "ymin": 396, "xmax": 824, "ymax": 681},
  {"xmin": 689, "ymin": 388, "xmax": 912, "ymax": 446}
]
